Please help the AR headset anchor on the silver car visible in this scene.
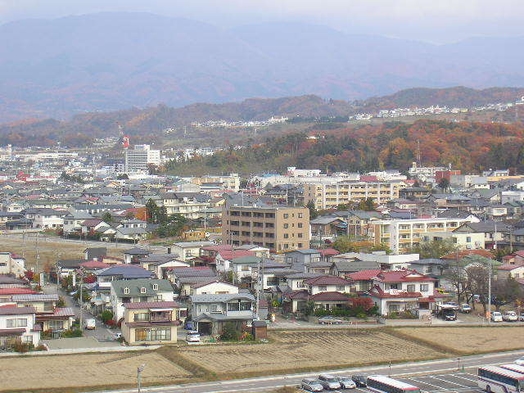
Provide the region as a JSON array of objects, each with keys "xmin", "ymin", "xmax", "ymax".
[
  {"xmin": 301, "ymin": 378, "xmax": 324, "ymax": 392},
  {"xmin": 337, "ymin": 376, "xmax": 356, "ymax": 389},
  {"xmin": 318, "ymin": 374, "xmax": 341, "ymax": 390}
]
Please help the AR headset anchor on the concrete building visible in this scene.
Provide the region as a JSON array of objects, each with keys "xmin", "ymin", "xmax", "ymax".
[
  {"xmin": 125, "ymin": 144, "xmax": 161, "ymax": 173},
  {"xmin": 370, "ymin": 217, "xmax": 473, "ymax": 254},
  {"xmin": 303, "ymin": 180, "xmax": 406, "ymax": 210},
  {"xmin": 222, "ymin": 205, "xmax": 310, "ymax": 253}
]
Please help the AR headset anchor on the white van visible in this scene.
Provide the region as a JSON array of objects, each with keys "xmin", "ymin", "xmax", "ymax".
[
  {"xmin": 84, "ymin": 318, "xmax": 96, "ymax": 330},
  {"xmin": 186, "ymin": 330, "xmax": 201, "ymax": 342}
]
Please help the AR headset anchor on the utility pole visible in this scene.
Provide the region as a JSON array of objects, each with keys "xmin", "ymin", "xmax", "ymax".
[{"xmin": 137, "ymin": 364, "xmax": 146, "ymax": 393}]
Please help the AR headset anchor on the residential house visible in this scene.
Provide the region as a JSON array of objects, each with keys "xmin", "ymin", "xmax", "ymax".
[
  {"xmin": 366, "ymin": 270, "xmax": 440, "ymax": 317},
  {"xmin": 121, "ymin": 301, "xmax": 185, "ymax": 345},
  {"xmin": 170, "ymin": 241, "xmax": 215, "ymax": 262},
  {"xmin": 110, "ymin": 279, "xmax": 175, "ymax": 323},
  {"xmin": 310, "ymin": 216, "xmax": 346, "ymax": 240},
  {"xmin": 114, "ymin": 219, "xmax": 149, "ymax": 243},
  {"xmin": 190, "ymin": 292, "xmax": 256, "ymax": 336},
  {"xmin": 11, "ymin": 294, "xmax": 75, "ymax": 333},
  {"xmin": 0, "ymin": 252, "xmax": 25, "ymax": 276},
  {"xmin": 139, "ymin": 254, "xmax": 189, "ymax": 280},
  {"xmin": 23, "ymin": 208, "xmax": 67, "ymax": 230},
  {"xmin": 168, "ymin": 267, "xmax": 218, "ymax": 297},
  {"xmin": 283, "ymin": 249, "xmax": 322, "ymax": 273},
  {"xmin": 0, "ymin": 305, "xmax": 40, "ymax": 348},
  {"xmin": 497, "ymin": 264, "xmax": 524, "ymax": 280}
]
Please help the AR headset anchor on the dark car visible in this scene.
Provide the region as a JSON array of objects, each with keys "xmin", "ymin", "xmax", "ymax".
[{"xmin": 351, "ymin": 375, "xmax": 367, "ymax": 387}]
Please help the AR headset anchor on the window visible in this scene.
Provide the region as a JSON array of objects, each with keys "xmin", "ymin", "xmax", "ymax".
[
  {"xmin": 240, "ymin": 302, "xmax": 252, "ymax": 311},
  {"xmin": 134, "ymin": 313, "xmax": 149, "ymax": 322},
  {"xmin": 284, "ymin": 234, "xmax": 289, "ymax": 239},
  {"xmin": 152, "ymin": 283, "xmax": 158, "ymax": 291},
  {"xmin": 298, "ymin": 223, "xmax": 303, "ymax": 228},
  {"xmin": 420, "ymin": 284, "xmax": 429, "ymax": 292},
  {"xmin": 318, "ymin": 285, "xmax": 328, "ymax": 291},
  {"xmin": 336, "ymin": 285, "xmax": 345, "ymax": 291},
  {"xmin": 6, "ymin": 318, "xmax": 27, "ymax": 328},
  {"xmin": 298, "ymin": 213, "xmax": 303, "ymax": 218},
  {"xmin": 140, "ymin": 287, "xmax": 147, "ymax": 294},
  {"xmin": 407, "ymin": 284, "xmax": 415, "ymax": 292},
  {"xmin": 283, "ymin": 223, "xmax": 289, "ymax": 229},
  {"xmin": 227, "ymin": 302, "xmax": 240, "ymax": 311},
  {"xmin": 124, "ymin": 287, "xmax": 130, "ymax": 295},
  {"xmin": 283, "ymin": 213, "xmax": 289, "ymax": 219}
]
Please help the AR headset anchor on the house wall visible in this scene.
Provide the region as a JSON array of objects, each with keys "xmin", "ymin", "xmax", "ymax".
[
  {"xmin": 309, "ymin": 283, "xmax": 350, "ymax": 295},
  {"xmin": 0, "ymin": 312, "xmax": 40, "ymax": 346},
  {"xmin": 194, "ymin": 282, "xmax": 239, "ymax": 295},
  {"xmin": 122, "ymin": 308, "xmax": 178, "ymax": 345}
]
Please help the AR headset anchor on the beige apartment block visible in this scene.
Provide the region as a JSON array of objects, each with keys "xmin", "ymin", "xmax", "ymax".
[
  {"xmin": 222, "ymin": 206, "xmax": 310, "ymax": 253},
  {"xmin": 303, "ymin": 181, "xmax": 406, "ymax": 210},
  {"xmin": 370, "ymin": 217, "xmax": 473, "ymax": 254}
]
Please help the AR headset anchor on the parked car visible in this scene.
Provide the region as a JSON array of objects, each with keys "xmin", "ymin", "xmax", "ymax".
[
  {"xmin": 519, "ymin": 313, "xmax": 524, "ymax": 322},
  {"xmin": 351, "ymin": 375, "xmax": 367, "ymax": 387},
  {"xmin": 503, "ymin": 311, "xmax": 518, "ymax": 322},
  {"xmin": 460, "ymin": 304, "xmax": 472, "ymax": 313},
  {"xmin": 491, "ymin": 311, "xmax": 503, "ymax": 322},
  {"xmin": 444, "ymin": 301, "xmax": 460, "ymax": 310},
  {"xmin": 186, "ymin": 330, "xmax": 201, "ymax": 342},
  {"xmin": 515, "ymin": 356, "xmax": 524, "ymax": 366},
  {"xmin": 84, "ymin": 318, "xmax": 96, "ymax": 330},
  {"xmin": 318, "ymin": 374, "xmax": 342, "ymax": 390},
  {"xmin": 337, "ymin": 376, "xmax": 356, "ymax": 389},
  {"xmin": 301, "ymin": 378, "xmax": 324, "ymax": 392},
  {"xmin": 318, "ymin": 316, "xmax": 344, "ymax": 325}
]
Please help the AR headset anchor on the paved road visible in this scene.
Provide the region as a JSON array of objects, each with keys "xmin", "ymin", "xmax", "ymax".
[{"xmin": 93, "ymin": 350, "xmax": 524, "ymax": 393}]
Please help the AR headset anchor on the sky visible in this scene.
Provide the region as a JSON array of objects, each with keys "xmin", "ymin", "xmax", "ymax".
[{"xmin": 0, "ymin": 0, "xmax": 523, "ymax": 44}]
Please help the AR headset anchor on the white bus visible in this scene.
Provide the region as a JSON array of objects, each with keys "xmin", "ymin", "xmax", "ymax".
[
  {"xmin": 500, "ymin": 364, "xmax": 524, "ymax": 375},
  {"xmin": 367, "ymin": 375, "xmax": 421, "ymax": 393},
  {"xmin": 478, "ymin": 365, "xmax": 524, "ymax": 393}
]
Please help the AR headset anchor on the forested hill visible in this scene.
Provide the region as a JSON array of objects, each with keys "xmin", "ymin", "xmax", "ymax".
[
  {"xmin": 1, "ymin": 87, "xmax": 524, "ymax": 148},
  {"xmin": 166, "ymin": 119, "xmax": 524, "ymax": 176}
]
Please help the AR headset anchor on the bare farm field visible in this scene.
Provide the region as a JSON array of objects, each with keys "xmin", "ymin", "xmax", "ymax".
[
  {"xmin": 393, "ymin": 325, "xmax": 524, "ymax": 354},
  {"xmin": 3, "ymin": 326, "xmax": 523, "ymax": 393}
]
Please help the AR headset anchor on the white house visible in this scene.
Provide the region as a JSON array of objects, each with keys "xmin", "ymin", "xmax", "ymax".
[
  {"xmin": 0, "ymin": 306, "xmax": 40, "ymax": 348},
  {"xmin": 367, "ymin": 269, "xmax": 441, "ymax": 318}
]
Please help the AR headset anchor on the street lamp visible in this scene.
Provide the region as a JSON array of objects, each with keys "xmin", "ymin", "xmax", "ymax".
[{"xmin": 137, "ymin": 364, "xmax": 146, "ymax": 393}]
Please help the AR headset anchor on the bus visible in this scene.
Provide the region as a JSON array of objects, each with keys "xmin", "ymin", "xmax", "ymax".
[
  {"xmin": 367, "ymin": 375, "xmax": 421, "ymax": 393},
  {"xmin": 500, "ymin": 364, "xmax": 524, "ymax": 375},
  {"xmin": 478, "ymin": 365, "xmax": 524, "ymax": 393}
]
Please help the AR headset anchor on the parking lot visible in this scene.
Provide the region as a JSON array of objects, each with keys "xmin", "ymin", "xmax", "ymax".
[{"xmin": 307, "ymin": 372, "xmax": 481, "ymax": 393}]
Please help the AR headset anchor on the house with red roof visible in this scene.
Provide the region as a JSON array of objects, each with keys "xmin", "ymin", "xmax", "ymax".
[
  {"xmin": 366, "ymin": 269, "xmax": 442, "ymax": 317},
  {"xmin": 497, "ymin": 263, "xmax": 524, "ymax": 280}
]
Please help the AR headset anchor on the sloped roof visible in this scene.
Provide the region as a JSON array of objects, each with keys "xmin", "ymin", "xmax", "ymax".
[
  {"xmin": 97, "ymin": 265, "xmax": 155, "ymax": 279},
  {"xmin": 111, "ymin": 279, "xmax": 173, "ymax": 296},
  {"xmin": 348, "ymin": 269, "xmax": 382, "ymax": 281},
  {"xmin": 190, "ymin": 293, "xmax": 255, "ymax": 303},
  {"xmin": 305, "ymin": 275, "xmax": 351, "ymax": 286},
  {"xmin": 374, "ymin": 270, "xmax": 436, "ymax": 283},
  {"xmin": 310, "ymin": 291, "xmax": 349, "ymax": 301}
]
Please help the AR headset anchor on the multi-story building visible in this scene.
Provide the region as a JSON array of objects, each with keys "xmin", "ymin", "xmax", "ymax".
[
  {"xmin": 160, "ymin": 192, "xmax": 209, "ymax": 219},
  {"xmin": 303, "ymin": 180, "xmax": 406, "ymax": 210},
  {"xmin": 222, "ymin": 205, "xmax": 310, "ymax": 253},
  {"xmin": 125, "ymin": 144, "xmax": 161, "ymax": 173},
  {"xmin": 370, "ymin": 217, "xmax": 473, "ymax": 254}
]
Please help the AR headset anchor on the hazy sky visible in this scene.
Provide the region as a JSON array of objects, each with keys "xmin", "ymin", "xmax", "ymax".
[{"xmin": 0, "ymin": 0, "xmax": 523, "ymax": 43}]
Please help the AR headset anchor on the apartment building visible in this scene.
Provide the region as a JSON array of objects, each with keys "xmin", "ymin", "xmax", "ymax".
[
  {"xmin": 303, "ymin": 180, "xmax": 406, "ymax": 210},
  {"xmin": 370, "ymin": 217, "xmax": 473, "ymax": 254},
  {"xmin": 222, "ymin": 205, "xmax": 310, "ymax": 253},
  {"xmin": 125, "ymin": 144, "xmax": 161, "ymax": 172}
]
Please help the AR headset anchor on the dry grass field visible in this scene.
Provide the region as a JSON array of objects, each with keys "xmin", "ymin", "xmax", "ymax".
[{"xmin": 2, "ymin": 326, "xmax": 523, "ymax": 393}]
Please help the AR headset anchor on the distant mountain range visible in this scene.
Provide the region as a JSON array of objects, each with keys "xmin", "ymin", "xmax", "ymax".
[{"xmin": 1, "ymin": 12, "xmax": 524, "ymax": 123}]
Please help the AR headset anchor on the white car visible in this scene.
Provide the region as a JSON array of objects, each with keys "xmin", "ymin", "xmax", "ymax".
[
  {"xmin": 186, "ymin": 330, "xmax": 201, "ymax": 342},
  {"xmin": 503, "ymin": 311, "xmax": 518, "ymax": 322},
  {"xmin": 491, "ymin": 311, "xmax": 503, "ymax": 322}
]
